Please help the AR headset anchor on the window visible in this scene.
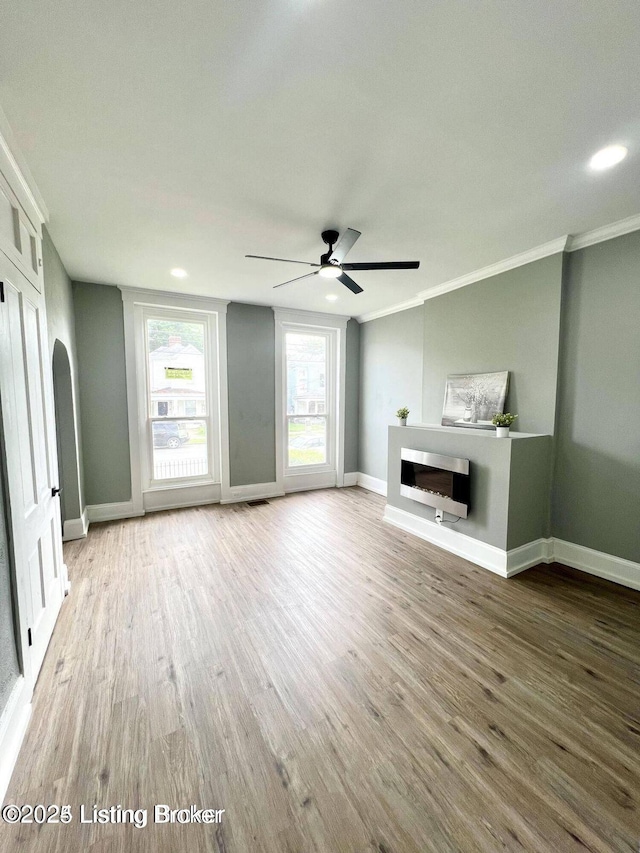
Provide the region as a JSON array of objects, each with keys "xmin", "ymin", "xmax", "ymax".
[
  {"xmin": 285, "ymin": 331, "xmax": 330, "ymax": 468},
  {"xmin": 120, "ymin": 287, "xmax": 229, "ymax": 513},
  {"xmin": 145, "ymin": 315, "xmax": 211, "ymax": 482}
]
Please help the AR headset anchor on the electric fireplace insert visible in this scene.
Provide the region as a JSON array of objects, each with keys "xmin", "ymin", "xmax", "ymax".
[{"xmin": 400, "ymin": 448, "xmax": 470, "ymax": 518}]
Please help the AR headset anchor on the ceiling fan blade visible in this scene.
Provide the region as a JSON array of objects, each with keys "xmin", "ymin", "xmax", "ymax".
[
  {"xmin": 272, "ymin": 271, "xmax": 319, "ymax": 289},
  {"xmin": 246, "ymin": 254, "xmax": 320, "ymax": 267},
  {"xmin": 341, "ymin": 261, "xmax": 420, "ymax": 271},
  {"xmin": 338, "ymin": 272, "xmax": 363, "ymax": 294},
  {"xmin": 330, "ymin": 228, "xmax": 361, "ymax": 263}
]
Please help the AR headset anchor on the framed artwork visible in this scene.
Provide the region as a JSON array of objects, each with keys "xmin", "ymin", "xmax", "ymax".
[{"xmin": 441, "ymin": 371, "xmax": 509, "ymax": 429}]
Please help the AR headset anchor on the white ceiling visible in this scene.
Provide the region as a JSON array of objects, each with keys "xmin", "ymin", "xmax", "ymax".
[{"xmin": 1, "ymin": 0, "xmax": 640, "ymax": 318}]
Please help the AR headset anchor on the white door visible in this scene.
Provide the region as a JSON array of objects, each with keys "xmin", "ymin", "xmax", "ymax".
[{"xmin": 0, "ymin": 251, "xmax": 65, "ymax": 684}]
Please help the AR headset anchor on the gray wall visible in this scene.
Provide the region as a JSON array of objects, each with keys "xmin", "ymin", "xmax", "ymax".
[
  {"xmin": 358, "ymin": 307, "xmax": 424, "ymax": 481},
  {"xmin": 344, "ymin": 319, "xmax": 360, "ymax": 474},
  {"xmin": 359, "ymin": 239, "xmax": 640, "ymax": 564},
  {"xmin": 387, "ymin": 426, "xmax": 551, "ymax": 550},
  {"xmin": 73, "ymin": 282, "xmax": 131, "ymax": 505},
  {"xmin": 227, "ymin": 303, "xmax": 276, "ymax": 487},
  {"xmin": 422, "ymin": 253, "xmax": 564, "ymax": 435},
  {"xmin": 552, "ymin": 232, "xmax": 640, "ymax": 563},
  {"xmin": 71, "ymin": 290, "xmax": 361, "ymax": 500},
  {"xmin": 0, "ymin": 452, "xmax": 20, "ymax": 710},
  {"xmin": 224, "ymin": 309, "xmax": 362, "ymax": 486},
  {"xmin": 43, "ymin": 228, "xmax": 84, "ymax": 520}
]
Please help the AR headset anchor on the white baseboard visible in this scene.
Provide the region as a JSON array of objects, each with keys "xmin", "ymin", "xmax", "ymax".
[
  {"xmin": 382, "ymin": 504, "xmax": 640, "ymax": 591},
  {"xmin": 62, "ymin": 508, "xmax": 89, "ymax": 541},
  {"xmin": 0, "ymin": 677, "xmax": 32, "ymax": 805},
  {"xmin": 86, "ymin": 500, "xmax": 143, "ymax": 523},
  {"xmin": 341, "ymin": 472, "xmax": 359, "ymax": 488},
  {"xmin": 143, "ymin": 482, "xmax": 221, "ymax": 513},
  {"xmin": 553, "ymin": 539, "xmax": 640, "ymax": 591},
  {"xmin": 383, "ymin": 504, "xmax": 513, "ymax": 576},
  {"xmin": 221, "ymin": 482, "xmax": 285, "ymax": 504},
  {"xmin": 284, "ymin": 470, "xmax": 337, "ymax": 494},
  {"xmin": 356, "ymin": 472, "xmax": 387, "ymax": 497},
  {"xmin": 507, "ymin": 537, "xmax": 554, "ymax": 577}
]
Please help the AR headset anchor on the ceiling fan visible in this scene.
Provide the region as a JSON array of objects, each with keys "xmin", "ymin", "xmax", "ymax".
[{"xmin": 246, "ymin": 228, "xmax": 420, "ymax": 294}]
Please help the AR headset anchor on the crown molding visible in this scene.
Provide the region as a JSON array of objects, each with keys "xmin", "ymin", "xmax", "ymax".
[
  {"xmin": 565, "ymin": 212, "xmax": 640, "ymax": 252},
  {"xmin": 272, "ymin": 307, "xmax": 350, "ymax": 328},
  {"xmin": 417, "ymin": 235, "xmax": 570, "ymax": 304},
  {"xmin": 356, "ymin": 295, "xmax": 425, "ymax": 324},
  {"xmin": 358, "ymin": 210, "xmax": 640, "ymax": 324},
  {"xmin": 0, "ymin": 106, "xmax": 49, "ymax": 225},
  {"xmin": 118, "ymin": 285, "xmax": 229, "ymax": 312}
]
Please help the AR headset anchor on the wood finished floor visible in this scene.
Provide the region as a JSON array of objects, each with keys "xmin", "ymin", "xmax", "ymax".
[{"xmin": 2, "ymin": 487, "xmax": 640, "ymax": 853}]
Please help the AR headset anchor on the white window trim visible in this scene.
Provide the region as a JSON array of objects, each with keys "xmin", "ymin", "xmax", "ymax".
[
  {"xmin": 273, "ymin": 308, "xmax": 349, "ymax": 494},
  {"xmin": 140, "ymin": 304, "xmax": 217, "ymax": 489},
  {"xmin": 120, "ymin": 287, "xmax": 231, "ymax": 513},
  {"xmin": 283, "ymin": 324, "xmax": 336, "ymax": 477}
]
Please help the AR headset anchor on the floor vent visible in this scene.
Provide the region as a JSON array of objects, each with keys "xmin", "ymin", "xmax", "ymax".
[{"xmin": 246, "ymin": 499, "xmax": 269, "ymax": 507}]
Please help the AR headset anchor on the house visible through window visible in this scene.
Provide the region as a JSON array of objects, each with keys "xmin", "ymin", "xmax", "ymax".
[
  {"xmin": 285, "ymin": 331, "xmax": 329, "ymax": 468},
  {"xmin": 146, "ymin": 317, "xmax": 210, "ymax": 481}
]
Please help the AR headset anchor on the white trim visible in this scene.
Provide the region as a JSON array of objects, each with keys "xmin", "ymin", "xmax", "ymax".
[
  {"xmin": 221, "ymin": 482, "xmax": 284, "ymax": 504},
  {"xmin": 87, "ymin": 500, "xmax": 142, "ymax": 523},
  {"xmin": 383, "ymin": 505, "xmax": 554, "ymax": 577},
  {"xmin": 121, "ymin": 294, "xmax": 144, "ymax": 516},
  {"xmin": 274, "ymin": 312, "xmax": 285, "ymax": 494},
  {"xmin": 507, "ymin": 538, "xmax": 554, "ymax": 576},
  {"xmin": 552, "ymin": 539, "xmax": 640, "ymax": 592},
  {"xmin": 272, "ymin": 307, "xmax": 350, "ymax": 327},
  {"xmin": 357, "ymin": 296, "xmax": 426, "ymax": 324},
  {"xmin": 566, "ymin": 212, "xmax": 640, "ymax": 252},
  {"xmin": 417, "ymin": 236, "xmax": 570, "ymax": 304},
  {"xmin": 383, "ymin": 504, "xmax": 512, "ymax": 576},
  {"xmin": 62, "ymin": 508, "xmax": 89, "ymax": 541},
  {"xmin": 217, "ymin": 303, "xmax": 232, "ymax": 503},
  {"xmin": 358, "ymin": 211, "xmax": 640, "ymax": 324},
  {"xmin": 0, "ymin": 108, "xmax": 48, "ymax": 225},
  {"xmin": 341, "ymin": 472, "xmax": 358, "ymax": 487},
  {"xmin": 0, "ymin": 676, "xmax": 32, "ymax": 805},
  {"xmin": 273, "ymin": 307, "xmax": 348, "ymax": 496},
  {"xmin": 143, "ymin": 483, "xmax": 221, "ymax": 513},
  {"xmin": 119, "ymin": 287, "xmax": 230, "ymax": 514},
  {"xmin": 381, "ymin": 503, "xmax": 640, "ymax": 591},
  {"xmin": 284, "ymin": 470, "xmax": 337, "ymax": 493},
  {"xmin": 356, "ymin": 472, "xmax": 388, "ymax": 496},
  {"xmin": 336, "ymin": 323, "xmax": 347, "ymax": 487},
  {"xmin": 356, "ymin": 238, "xmax": 568, "ymax": 323},
  {"xmin": 118, "ymin": 286, "xmax": 229, "ymax": 312}
]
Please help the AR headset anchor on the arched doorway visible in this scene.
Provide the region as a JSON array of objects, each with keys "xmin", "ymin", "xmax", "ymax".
[{"xmin": 52, "ymin": 340, "xmax": 84, "ymax": 539}]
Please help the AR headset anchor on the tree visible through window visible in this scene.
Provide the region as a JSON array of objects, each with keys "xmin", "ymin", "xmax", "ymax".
[
  {"xmin": 286, "ymin": 332, "xmax": 328, "ymax": 467},
  {"xmin": 146, "ymin": 318, "xmax": 209, "ymax": 480}
]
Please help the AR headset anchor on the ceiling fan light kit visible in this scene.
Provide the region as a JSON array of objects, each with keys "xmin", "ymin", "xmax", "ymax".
[
  {"xmin": 319, "ymin": 263, "xmax": 341, "ymax": 278},
  {"xmin": 246, "ymin": 227, "xmax": 420, "ymax": 295}
]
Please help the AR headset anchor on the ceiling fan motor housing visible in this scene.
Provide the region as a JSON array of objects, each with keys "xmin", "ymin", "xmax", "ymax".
[{"xmin": 321, "ymin": 229, "xmax": 340, "ymax": 247}]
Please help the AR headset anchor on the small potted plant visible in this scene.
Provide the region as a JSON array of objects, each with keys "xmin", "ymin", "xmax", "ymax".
[
  {"xmin": 492, "ymin": 412, "xmax": 517, "ymax": 438},
  {"xmin": 396, "ymin": 406, "xmax": 410, "ymax": 426}
]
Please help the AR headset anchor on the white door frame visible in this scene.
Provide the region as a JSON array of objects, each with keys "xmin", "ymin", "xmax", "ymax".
[
  {"xmin": 273, "ymin": 308, "xmax": 348, "ymax": 494},
  {"xmin": 0, "ymin": 116, "xmax": 66, "ymax": 804}
]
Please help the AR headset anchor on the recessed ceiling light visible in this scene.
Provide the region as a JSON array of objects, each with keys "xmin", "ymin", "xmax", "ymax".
[
  {"xmin": 325, "ymin": 294, "xmax": 338, "ymax": 302},
  {"xmin": 589, "ymin": 145, "xmax": 628, "ymax": 171},
  {"xmin": 170, "ymin": 267, "xmax": 188, "ymax": 278}
]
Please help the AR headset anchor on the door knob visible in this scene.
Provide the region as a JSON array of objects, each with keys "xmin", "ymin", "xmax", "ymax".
[{"xmin": 51, "ymin": 487, "xmax": 61, "ymax": 497}]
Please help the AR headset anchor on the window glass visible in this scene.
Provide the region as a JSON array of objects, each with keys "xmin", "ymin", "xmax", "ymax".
[
  {"xmin": 146, "ymin": 318, "xmax": 209, "ymax": 481},
  {"xmin": 147, "ymin": 319, "xmax": 206, "ymax": 418},
  {"xmin": 286, "ymin": 333, "xmax": 328, "ymax": 468}
]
